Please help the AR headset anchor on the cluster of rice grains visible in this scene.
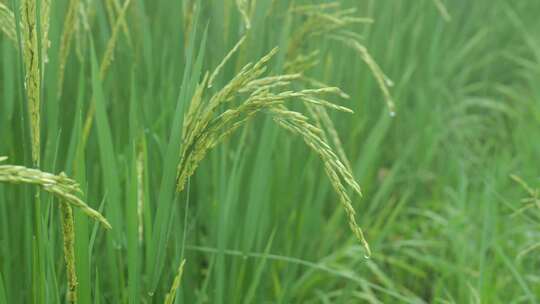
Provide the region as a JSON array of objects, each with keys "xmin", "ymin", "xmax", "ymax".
[
  {"xmin": 176, "ymin": 30, "xmax": 373, "ymax": 256},
  {"xmin": 0, "ymin": 157, "xmax": 110, "ymax": 228},
  {"xmin": 0, "ymin": 157, "xmax": 111, "ymax": 302}
]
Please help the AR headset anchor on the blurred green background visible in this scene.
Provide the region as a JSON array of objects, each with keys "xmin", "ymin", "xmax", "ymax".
[{"xmin": 1, "ymin": 0, "xmax": 540, "ymax": 303}]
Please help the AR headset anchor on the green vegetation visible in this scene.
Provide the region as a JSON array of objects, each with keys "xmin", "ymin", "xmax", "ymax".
[{"xmin": 1, "ymin": 0, "xmax": 540, "ymax": 302}]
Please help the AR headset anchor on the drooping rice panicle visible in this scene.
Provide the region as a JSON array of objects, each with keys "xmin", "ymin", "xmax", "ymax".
[
  {"xmin": 21, "ymin": 0, "xmax": 41, "ymax": 166},
  {"xmin": 283, "ymin": 4, "xmax": 380, "ymax": 251},
  {"xmin": 164, "ymin": 259, "xmax": 186, "ymax": 304},
  {"xmin": 287, "ymin": 4, "xmax": 372, "ymax": 58},
  {"xmin": 174, "ymin": 41, "xmax": 370, "ymax": 256},
  {"xmin": 286, "ymin": 6, "xmax": 396, "ymax": 118},
  {"xmin": 283, "ymin": 61, "xmax": 353, "ymax": 170},
  {"xmin": 295, "ymin": 81, "xmax": 352, "ymax": 170},
  {"xmin": 177, "ymin": 83, "xmax": 352, "ymax": 193},
  {"xmin": 176, "ymin": 48, "xmax": 353, "ymax": 193},
  {"xmin": 285, "ymin": 3, "xmax": 395, "ymax": 117},
  {"xmin": 269, "ymin": 106, "xmax": 369, "ymax": 256},
  {"xmin": 306, "ymin": 104, "xmax": 352, "ymax": 171},
  {"xmin": 0, "ymin": 158, "xmax": 112, "ymax": 229},
  {"xmin": 177, "ymin": 48, "xmax": 280, "ymax": 167},
  {"xmin": 282, "ymin": 3, "xmax": 395, "ymax": 171},
  {"xmin": 269, "ymin": 106, "xmax": 361, "ymax": 195},
  {"xmin": 333, "ymin": 38, "xmax": 396, "ymax": 116}
]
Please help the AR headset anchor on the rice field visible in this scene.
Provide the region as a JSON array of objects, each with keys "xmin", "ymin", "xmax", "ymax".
[{"xmin": 1, "ymin": 0, "xmax": 540, "ymax": 303}]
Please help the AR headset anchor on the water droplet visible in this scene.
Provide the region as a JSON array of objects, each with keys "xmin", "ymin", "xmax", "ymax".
[
  {"xmin": 389, "ymin": 111, "xmax": 396, "ymax": 117},
  {"xmin": 384, "ymin": 76, "xmax": 394, "ymax": 87},
  {"xmin": 364, "ymin": 254, "xmax": 371, "ymax": 260}
]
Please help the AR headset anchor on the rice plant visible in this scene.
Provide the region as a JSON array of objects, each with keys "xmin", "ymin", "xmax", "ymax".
[{"xmin": 1, "ymin": 0, "xmax": 540, "ymax": 303}]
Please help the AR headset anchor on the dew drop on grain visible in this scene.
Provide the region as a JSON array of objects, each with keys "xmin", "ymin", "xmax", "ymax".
[{"xmin": 384, "ymin": 77, "xmax": 394, "ymax": 87}]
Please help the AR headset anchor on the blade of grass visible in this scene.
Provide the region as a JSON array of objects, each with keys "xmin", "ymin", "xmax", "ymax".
[{"xmin": 148, "ymin": 10, "xmax": 207, "ymax": 293}]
